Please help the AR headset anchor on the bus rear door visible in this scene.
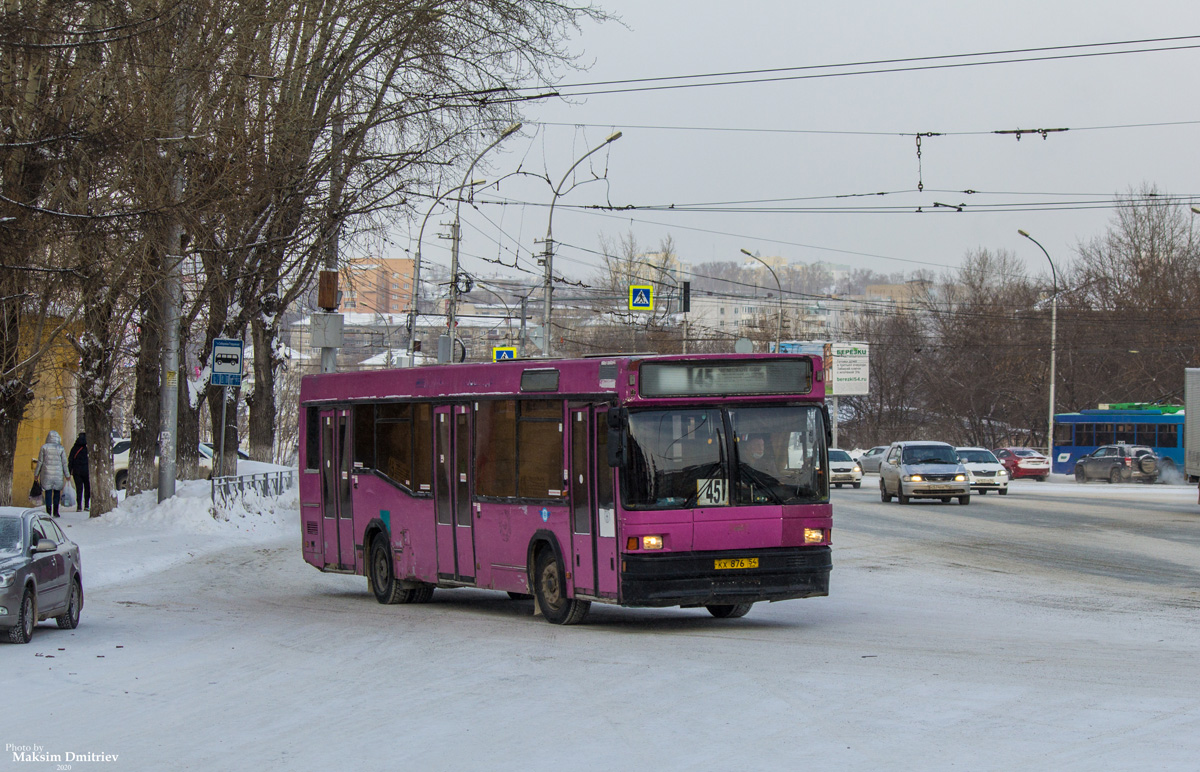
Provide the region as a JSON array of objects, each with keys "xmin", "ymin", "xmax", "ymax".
[
  {"xmin": 435, "ymin": 404, "xmax": 475, "ymax": 582},
  {"xmin": 319, "ymin": 409, "xmax": 356, "ymax": 571}
]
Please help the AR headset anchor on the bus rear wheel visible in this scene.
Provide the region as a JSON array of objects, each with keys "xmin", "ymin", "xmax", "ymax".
[
  {"xmin": 369, "ymin": 535, "xmax": 415, "ymax": 605},
  {"xmin": 707, "ymin": 603, "xmax": 753, "ymax": 619},
  {"xmin": 533, "ymin": 548, "xmax": 589, "ymax": 625}
]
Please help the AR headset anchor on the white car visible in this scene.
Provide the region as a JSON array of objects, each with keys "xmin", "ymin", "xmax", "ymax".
[
  {"xmin": 112, "ymin": 440, "xmax": 246, "ymax": 490},
  {"xmin": 828, "ymin": 449, "xmax": 863, "ymax": 489},
  {"xmin": 955, "ymin": 447, "xmax": 1009, "ymax": 495}
]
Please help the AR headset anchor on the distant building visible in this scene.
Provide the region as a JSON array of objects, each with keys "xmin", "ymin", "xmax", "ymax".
[{"xmin": 342, "ymin": 256, "xmax": 416, "ymax": 315}]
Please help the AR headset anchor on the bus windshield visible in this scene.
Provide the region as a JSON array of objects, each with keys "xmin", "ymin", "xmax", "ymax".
[{"xmin": 623, "ymin": 405, "xmax": 827, "ymax": 509}]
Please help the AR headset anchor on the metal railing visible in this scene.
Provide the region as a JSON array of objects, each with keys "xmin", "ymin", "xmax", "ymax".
[{"xmin": 211, "ymin": 469, "xmax": 297, "ymax": 508}]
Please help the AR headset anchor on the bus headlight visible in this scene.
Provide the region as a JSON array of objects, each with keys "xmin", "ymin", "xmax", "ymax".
[
  {"xmin": 642, "ymin": 535, "xmax": 664, "ymax": 550},
  {"xmin": 803, "ymin": 528, "xmax": 825, "ymax": 544}
]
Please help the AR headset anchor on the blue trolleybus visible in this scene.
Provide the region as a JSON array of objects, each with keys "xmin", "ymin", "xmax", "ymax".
[{"xmin": 1051, "ymin": 405, "xmax": 1183, "ymax": 475}]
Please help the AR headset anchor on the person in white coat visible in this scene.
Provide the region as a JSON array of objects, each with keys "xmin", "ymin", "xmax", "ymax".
[{"xmin": 35, "ymin": 430, "xmax": 70, "ymax": 517}]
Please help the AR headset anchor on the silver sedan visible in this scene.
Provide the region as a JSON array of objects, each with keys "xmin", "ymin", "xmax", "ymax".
[{"xmin": 0, "ymin": 509, "xmax": 83, "ymax": 644}]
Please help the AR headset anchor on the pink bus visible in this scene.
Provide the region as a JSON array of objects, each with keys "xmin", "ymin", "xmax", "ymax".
[{"xmin": 298, "ymin": 353, "xmax": 832, "ymax": 624}]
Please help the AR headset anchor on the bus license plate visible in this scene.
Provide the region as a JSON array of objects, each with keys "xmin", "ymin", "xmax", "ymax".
[{"xmin": 715, "ymin": 558, "xmax": 758, "ymax": 570}]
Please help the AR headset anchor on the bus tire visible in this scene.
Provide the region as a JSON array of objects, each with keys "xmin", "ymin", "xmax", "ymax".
[
  {"xmin": 706, "ymin": 603, "xmax": 753, "ymax": 619},
  {"xmin": 507, "ymin": 592, "xmax": 533, "ymax": 600},
  {"xmin": 533, "ymin": 548, "xmax": 589, "ymax": 625},
  {"xmin": 369, "ymin": 535, "xmax": 412, "ymax": 605}
]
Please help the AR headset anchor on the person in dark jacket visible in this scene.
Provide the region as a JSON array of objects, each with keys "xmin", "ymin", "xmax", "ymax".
[
  {"xmin": 35, "ymin": 430, "xmax": 70, "ymax": 517},
  {"xmin": 68, "ymin": 432, "xmax": 90, "ymax": 512}
]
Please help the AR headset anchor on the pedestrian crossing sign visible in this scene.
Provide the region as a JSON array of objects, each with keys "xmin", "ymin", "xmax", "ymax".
[
  {"xmin": 492, "ymin": 347, "xmax": 517, "ymax": 362},
  {"xmin": 629, "ymin": 285, "xmax": 654, "ymax": 311}
]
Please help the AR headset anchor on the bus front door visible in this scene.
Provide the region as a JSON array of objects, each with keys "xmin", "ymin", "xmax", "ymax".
[
  {"xmin": 319, "ymin": 409, "xmax": 356, "ymax": 571},
  {"xmin": 434, "ymin": 405, "xmax": 475, "ymax": 582},
  {"xmin": 570, "ymin": 407, "xmax": 619, "ymax": 598}
]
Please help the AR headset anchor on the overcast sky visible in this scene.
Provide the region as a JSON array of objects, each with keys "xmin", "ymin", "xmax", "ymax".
[{"xmin": 398, "ymin": 1, "xmax": 1200, "ymax": 292}]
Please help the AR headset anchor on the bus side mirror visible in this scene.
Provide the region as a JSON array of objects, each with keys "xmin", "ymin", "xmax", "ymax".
[
  {"xmin": 607, "ymin": 409, "xmax": 627, "ymax": 468},
  {"xmin": 821, "ymin": 404, "xmax": 833, "ymax": 449}
]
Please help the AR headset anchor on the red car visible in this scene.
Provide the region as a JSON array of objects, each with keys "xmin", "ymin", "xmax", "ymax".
[{"xmin": 993, "ymin": 447, "xmax": 1051, "ymax": 480}]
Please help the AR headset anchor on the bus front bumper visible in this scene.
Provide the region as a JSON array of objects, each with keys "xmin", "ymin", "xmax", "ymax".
[{"xmin": 619, "ymin": 546, "xmax": 832, "ymax": 608}]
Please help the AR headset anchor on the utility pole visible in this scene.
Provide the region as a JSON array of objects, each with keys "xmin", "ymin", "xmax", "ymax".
[
  {"xmin": 157, "ymin": 6, "xmax": 191, "ymax": 502},
  {"xmin": 519, "ymin": 296, "xmax": 528, "ymax": 356},
  {"xmin": 319, "ymin": 111, "xmax": 344, "ymax": 375}
]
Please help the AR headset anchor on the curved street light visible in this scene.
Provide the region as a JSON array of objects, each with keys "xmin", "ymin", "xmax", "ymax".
[
  {"xmin": 542, "ymin": 130, "xmax": 622, "ymax": 357},
  {"xmin": 740, "ymin": 248, "xmax": 783, "ymax": 352},
  {"xmin": 407, "ymin": 177, "xmax": 486, "ymax": 360},
  {"xmin": 445, "ymin": 123, "xmax": 522, "ymax": 360},
  {"xmin": 1019, "ymin": 229, "xmax": 1058, "ymax": 457}
]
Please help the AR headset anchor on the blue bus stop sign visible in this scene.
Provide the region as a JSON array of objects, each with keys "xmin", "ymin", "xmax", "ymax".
[{"xmin": 211, "ymin": 338, "xmax": 244, "ymax": 387}]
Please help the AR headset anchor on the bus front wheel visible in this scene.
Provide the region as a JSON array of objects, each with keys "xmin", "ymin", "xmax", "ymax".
[
  {"xmin": 369, "ymin": 535, "xmax": 413, "ymax": 605},
  {"xmin": 707, "ymin": 603, "xmax": 753, "ymax": 619},
  {"xmin": 533, "ymin": 548, "xmax": 589, "ymax": 625}
]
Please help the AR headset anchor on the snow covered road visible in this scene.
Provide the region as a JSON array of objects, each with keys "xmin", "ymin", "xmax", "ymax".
[{"xmin": 4, "ymin": 480, "xmax": 1200, "ymax": 770}]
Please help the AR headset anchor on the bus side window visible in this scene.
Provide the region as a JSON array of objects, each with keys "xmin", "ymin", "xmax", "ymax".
[
  {"xmin": 476, "ymin": 400, "xmax": 517, "ymax": 497},
  {"xmin": 413, "ymin": 403, "xmax": 434, "ymax": 492},
  {"xmin": 518, "ymin": 400, "xmax": 565, "ymax": 499},
  {"xmin": 305, "ymin": 407, "xmax": 320, "ymax": 471},
  {"xmin": 354, "ymin": 404, "xmax": 376, "ymax": 470}
]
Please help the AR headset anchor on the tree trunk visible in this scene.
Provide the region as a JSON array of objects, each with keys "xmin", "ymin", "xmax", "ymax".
[
  {"xmin": 177, "ymin": 366, "xmax": 201, "ymax": 480},
  {"xmin": 248, "ymin": 314, "xmax": 277, "ymax": 462},
  {"xmin": 84, "ymin": 398, "xmax": 116, "ymax": 516},
  {"xmin": 0, "ymin": 397, "xmax": 27, "ymax": 506},
  {"xmin": 128, "ymin": 294, "xmax": 162, "ymax": 496}
]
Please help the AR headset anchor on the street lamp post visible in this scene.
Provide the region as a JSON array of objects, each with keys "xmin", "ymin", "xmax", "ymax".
[
  {"xmin": 408, "ymin": 178, "xmax": 486, "ymax": 361},
  {"xmin": 542, "ymin": 131, "xmax": 622, "ymax": 357},
  {"xmin": 443, "ymin": 122, "xmax": 523, "ymax": 362},
  {"xmin": 1019, "ymin": 229, "xmax": 1058, "ymax": 458},
  {"xmin": 740, "ymin": 248, "xmax": 783, "ymax": 352}
]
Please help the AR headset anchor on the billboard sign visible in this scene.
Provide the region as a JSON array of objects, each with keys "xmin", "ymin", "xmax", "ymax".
[{"xmin": 776, "ymin": 340, "xmax": 869, "ymax": 396}]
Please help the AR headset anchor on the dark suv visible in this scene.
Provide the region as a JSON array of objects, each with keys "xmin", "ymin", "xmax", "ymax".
[{"xmin": 1074, "ymin": 444, "xmax": 1158, "ymax": 484}]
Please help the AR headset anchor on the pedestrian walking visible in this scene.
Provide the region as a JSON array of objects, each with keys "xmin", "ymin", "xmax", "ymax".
[
  {"xmin": 34, "ymin": 430, "xmax": 70, "ymax": 518},
  {"xmin": 68, "ymin": 432, "xmax": 91, "ymax": 511}
]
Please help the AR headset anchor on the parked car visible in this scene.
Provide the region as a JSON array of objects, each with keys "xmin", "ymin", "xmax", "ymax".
[
  {"xmin": 828, "ymin": 449, "xmax": 863, "ymax": 489},
  {"xmin": 1074, "ymin": 444, "xmax": 1159, "ymax": 484},
  {"xmin": 994, "ymin": 447, "xmax": 1050, "ymax": 481},
  {"xmin": 858, "ymin": 445, "xmax": 889, "ymax": 474},
  {"xmin": 955, "ymin": 447, "xmax": 1009, "ymax": 495},
  {"xmin": 879, "ymin": 441, "xmax": 971, "ymax": 505},
  {"xmin": 112, "ymin": 440, "xmax": 248, "ymax": 490},
  {"xmin": 0, "ymin": 509, "xmax": 83, "ymax": 644}
]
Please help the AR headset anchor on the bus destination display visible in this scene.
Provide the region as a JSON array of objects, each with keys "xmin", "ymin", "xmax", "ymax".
[{"xmin": 639, "ymin": 360, "xmax": 812, "ymax": 398}]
